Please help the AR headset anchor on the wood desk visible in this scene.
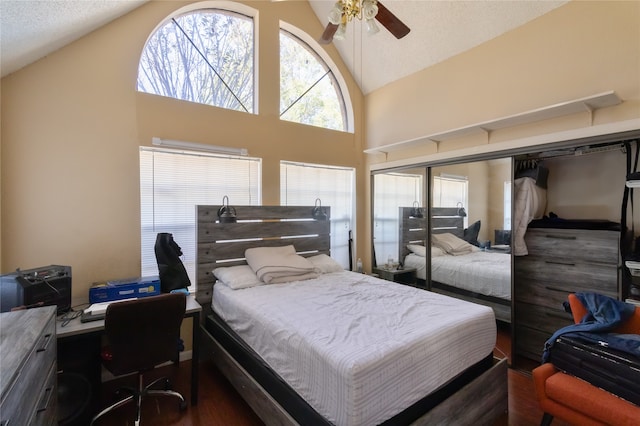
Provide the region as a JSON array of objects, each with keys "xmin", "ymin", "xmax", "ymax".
[{"xmin": 56, "ymin": 294, "xmax": 202, "ymax": 406}]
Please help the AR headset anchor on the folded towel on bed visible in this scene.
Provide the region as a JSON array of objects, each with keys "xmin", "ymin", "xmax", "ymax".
[
  {"xmin": 245, "ymin": 245, "xmax": 318, "ymax": 284},
  {"xmin": 432, "ymin": 233, "xmax": 478, "ymax": 256}
]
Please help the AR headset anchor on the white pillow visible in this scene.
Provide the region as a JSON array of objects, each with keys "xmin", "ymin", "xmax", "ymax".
[
  {"xmin": 308, "ymin": 254, "xmax": 344, "ymax": 274},
  {"xmin": 245, "ymin": 245, "xmax": 317, "ymax": 284},
  {"xmin": 407, "ymin": 244, "xmax": 426, "ymax": 257},
  {"xmin": 432, "ymin": 233, "xmax": 479, "ymax": 256},
  {"xmin": 431, "ymin": 246, "xmax": 447, "ymax": 257},
  {"xmin": 213, "ymin": 265, "xmax": 263, "ymax": 290}
]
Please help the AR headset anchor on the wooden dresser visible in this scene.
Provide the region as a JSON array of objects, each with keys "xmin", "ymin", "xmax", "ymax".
[
  {"xmin": 0, "ymin": 306, "xmax": 57, "ymax": 426},
  {"xmin": 513, "ymin": 227, "xmax": 620, "ymax": 363}
]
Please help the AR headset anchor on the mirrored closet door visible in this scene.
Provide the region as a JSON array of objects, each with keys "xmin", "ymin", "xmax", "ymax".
[
  {"xmin": 429, "ymin": 158, "xmax": 512, "ymax": 323},
  {"xmin": 372, "ymin": 167, "xmax": 427, "ymax": 285}
]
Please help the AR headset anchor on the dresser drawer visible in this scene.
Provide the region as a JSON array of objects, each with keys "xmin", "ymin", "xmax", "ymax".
[
  {"xmin": 525, "ymin": 228, "xmax": 619, "ymax": 265},
  {"xmin": 515, "ymin": 301, "xmax": 574, "ymax": 335},
  {"xmin": 27, "ymin": 361, "xmax": 57, "ymax": 426},
  {"xmin": 514, "ymin": 324, "xmax": 554, "ymax": 361},
  {"xmin": 515, "ymin": 259, "xmax": 619, "ymax": 308},
  {"xmin": 0, "ymin": 308, "xmax": 56, "ymax": 426}
]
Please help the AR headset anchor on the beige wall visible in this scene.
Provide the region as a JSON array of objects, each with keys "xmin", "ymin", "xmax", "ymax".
[
  {"xmin": 3, "ymin": 0, "xmax": 640, "ymax": 292},
  {"xmin": 365, "ymin": 1, "xmax": 640, "ymax": 161},
  {"xmin": 363, "ymin": 0, "xmax": 639, "ymax": 268},
  {"xmin": 0, "ymin": 0, "xmax": 365, "ymax": 304},
  {"xmin": 543, "ymin": 149, "xmax": 626, "ymax": 221}
]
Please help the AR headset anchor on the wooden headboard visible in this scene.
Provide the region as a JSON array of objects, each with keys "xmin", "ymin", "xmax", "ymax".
[
  {"xmin": 196, "ymin": 205, "xmax": 331, "ymax": 313},
  {"xmin": 431, "ymin": 207, "xmax": 465, "ymax": 237},
  {"xmin": 398, "ymin": 207, "xmax": 428, "ymax": 262},
  {"xmin": 398, "ymin": 207, "xmax": 464, "ymax": 262}
]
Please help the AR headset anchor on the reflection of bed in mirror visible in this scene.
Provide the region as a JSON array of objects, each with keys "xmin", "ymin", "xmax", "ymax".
[
  {"xmin": 198, "ymin": 205, "xmax": 507, "ymax": 426},
  {"xmin": 399, "ymin": 207, "xmax": 511, "ymax": 323}
]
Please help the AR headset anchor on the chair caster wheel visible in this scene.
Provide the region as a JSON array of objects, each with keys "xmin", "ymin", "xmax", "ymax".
[{"xmin": 179, "ymin": 400, "xmax": 188, "ymax": 411}]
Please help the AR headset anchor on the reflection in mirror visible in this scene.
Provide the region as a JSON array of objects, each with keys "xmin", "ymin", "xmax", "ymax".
[
  {"xmin": 428, "ymin": 159, "xmax": 512, "ymax": 323},
  {"xmin": 372, "ymin": 168, "xmax": 425, "ymax": 273}
]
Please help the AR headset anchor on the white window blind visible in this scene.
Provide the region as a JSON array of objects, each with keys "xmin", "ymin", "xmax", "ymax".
[
  {"xmin": 280, "ymin": 161, "xmax": 355, "ymax": 269},
  {"xmin": 140, "ymin": 148, "xmax": 261, "ymax": 289},
  {"xmin": 373, "ymin": 173, "xmax": 423, "ymax": 266},
  {"xmin": 433, "ymin": 174, "xmax": 469, "ymax": 227},
  {"xmin": 504, "ymin": 181, "xmax": 512, "ymax": 230}
]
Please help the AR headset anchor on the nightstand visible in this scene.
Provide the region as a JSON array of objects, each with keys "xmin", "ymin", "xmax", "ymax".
[{"xmin": 373, "ymin": 267, "xmax": 417, "ymax": 286}]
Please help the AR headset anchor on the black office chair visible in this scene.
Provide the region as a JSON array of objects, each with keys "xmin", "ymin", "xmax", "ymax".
[{"xmin": 90, "ymin": 293, "xmax": 187, "ymax": 425}]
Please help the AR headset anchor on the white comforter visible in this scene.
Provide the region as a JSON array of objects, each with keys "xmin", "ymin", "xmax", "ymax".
[
  {"xmin": 212, "ymin": 271, "xmax": 496, "ymax": 426},
  {"xmin": 407, "ymin": 251, "xmax": 511, "ymax": 300}
]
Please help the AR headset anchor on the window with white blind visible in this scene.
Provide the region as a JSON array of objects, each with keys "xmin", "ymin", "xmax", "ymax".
[
  {"xmin": 140, "ymin": 147, "xmax": 261, "ymax": 289},
  {"xmin": 432, "ymin": 174, "xmax": 469, "ymax": 226},
  {"xmin": 280, "ymin": 161, "xmax": 355, "ymax": 269},
  {"xmin": 373, "ymin": 172, "xmax": 424, "ymax": 266}
]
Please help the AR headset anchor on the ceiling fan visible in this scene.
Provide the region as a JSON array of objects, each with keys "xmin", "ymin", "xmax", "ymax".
[{"xmin": 320, "ymin": 0, "xmax": 410, "ymax": 44}]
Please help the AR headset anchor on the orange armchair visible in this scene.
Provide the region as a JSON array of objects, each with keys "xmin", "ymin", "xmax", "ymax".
[{"xmin": 532, "ymin": 294, "xmax": 640, "ymax": 426}]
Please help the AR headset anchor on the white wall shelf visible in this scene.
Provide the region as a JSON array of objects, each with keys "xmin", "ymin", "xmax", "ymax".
[{"xmin": 364, "ymin": 91, "xmax": 622, "ymax": 155}]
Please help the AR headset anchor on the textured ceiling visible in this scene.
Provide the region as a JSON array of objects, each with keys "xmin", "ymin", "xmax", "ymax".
[
  {"xmin": 309, "ymin": 0, "xmax": 567, "ymax": 94},
  {"xmin": 1, "ymin": 0, "xmax": 567, "ymax": 94},
  {"xmin": 0, "ymin": 0, "xmax": 148, "ymax": 77}
]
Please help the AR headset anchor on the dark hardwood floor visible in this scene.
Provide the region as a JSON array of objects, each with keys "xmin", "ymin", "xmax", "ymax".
[{"xmin": 91, "ymin": 323, "xmax": 570, "ymax": 426}]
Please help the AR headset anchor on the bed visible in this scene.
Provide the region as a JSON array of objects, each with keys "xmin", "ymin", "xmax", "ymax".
[
  {"xmin": 196, "ymin": 205, "xmax": 507, "ymax": 426},
  {"xmin": 399, "ymin": 207, "xmax": 512, "ymax": 323}
]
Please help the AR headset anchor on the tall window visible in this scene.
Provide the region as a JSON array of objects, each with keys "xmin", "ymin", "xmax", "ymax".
[
  {"xmin": 373, "ymin": 172, "xmax": 423, "ymax": 266},
  {"xmin": 280, "ymin": 161, "xmax": 355, "ymax": 268},
  {"xmin": 504, "ymin": 181, "xmax": 512, "ymax": 230},
  {"xmin": 138, "ymin": 8, "xmax": 255, "ymax": 113},
  {"xmin": 433, "ymin": 174, "xmax": 469, "ymax": 226},
  {"xmin": 279, "ymin": 26, "xmax": 350, "ymax": 132},
  {"xmin": 140, "ymin": 148, "xmax": 261, "ymax": 289}
]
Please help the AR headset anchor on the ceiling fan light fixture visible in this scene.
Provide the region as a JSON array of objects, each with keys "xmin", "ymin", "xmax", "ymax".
[
  {"xmin": 362, "ymin": 0, "xmax": 378, "ymax": 20},
  {"xmin": 365, "ymin": 18, "xmax": 380, "ymax": 35},
  {"xmin": 334, "ymin": 23, "xmax": 347, "ymax": 40},
  {"xmin": 328, "ymin": 3, "xmax": 343, "ymax": 25},
  {"xmin": 321, "ymin": 0, "xmax": 409, "ymax": 43}
]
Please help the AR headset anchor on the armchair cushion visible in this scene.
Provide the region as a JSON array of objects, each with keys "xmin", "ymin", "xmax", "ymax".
[{"xmin": 533, "ymin": 363, "xmax": 640, "ymax": 426}]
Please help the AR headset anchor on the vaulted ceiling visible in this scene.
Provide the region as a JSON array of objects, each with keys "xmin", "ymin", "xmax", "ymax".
[{"xmin": 0, "ymin": 0, "xmax": 567, "ymax": 94}]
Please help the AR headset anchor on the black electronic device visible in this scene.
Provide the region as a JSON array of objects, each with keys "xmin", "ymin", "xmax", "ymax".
[
  {"xmin": 549, "ymin": 335, "xmax": 640, "ymax": 405},
  {"xmin": 0, "ymin": 265, "xmax": 72, "ymax": 314}
]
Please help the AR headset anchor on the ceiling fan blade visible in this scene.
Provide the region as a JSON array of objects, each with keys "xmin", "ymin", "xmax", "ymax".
[
  {"xmin": 376, "ymin": 1, "xmax": 410, "ymax": 39},
  {"xmin": 319, "ymin": 23, "xmax": 339, "ymax": 44}
]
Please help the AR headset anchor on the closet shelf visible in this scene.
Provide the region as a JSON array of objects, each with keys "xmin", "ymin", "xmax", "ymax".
[{"xmin": 364, "ymin": 91, "xmax": 622, "ymax": 155}]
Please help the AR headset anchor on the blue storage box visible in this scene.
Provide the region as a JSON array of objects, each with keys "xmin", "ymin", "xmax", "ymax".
[{"xmin": 89, "ymin": 276, "xmax": 161, "ymax": 303}]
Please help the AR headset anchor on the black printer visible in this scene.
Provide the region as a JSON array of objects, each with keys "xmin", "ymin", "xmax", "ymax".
[{"xmin": 0, "ymin": 265, "xmax": 71, "ymax": 314}]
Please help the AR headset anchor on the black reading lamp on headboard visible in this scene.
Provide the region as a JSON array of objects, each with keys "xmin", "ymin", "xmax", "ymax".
[
  {"xmin": 456, "ymin": 202, "xmax": 467, "ymax": 217},
  {"xmin": 410, "ymin": 201, "xmax": 424, "ymax": 218},
  {"xmin": 217, "ymin": 195, "xmax": 237, "ymax": 223},
  {"xmin": 312, "ymin": 198, "xmax": 328, "ymax": 221}
]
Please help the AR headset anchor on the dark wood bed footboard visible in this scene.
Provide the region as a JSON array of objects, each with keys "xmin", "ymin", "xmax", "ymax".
[
  {"xmin": 202, "ymin": 312, "xmax": 508, "ymax": 426},
  {"xmin": 430, "ymin": 281, "xmax": 512, "ymax": 323},
  {"xmin": 196, "ymin": 205, "xmax": 508, "ymax": 425}
]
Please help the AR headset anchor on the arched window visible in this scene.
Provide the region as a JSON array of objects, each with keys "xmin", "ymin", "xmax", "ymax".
[
  {"xmin": 138, "ymin": 7, "xmax": 255, "ymax": 113},
  {"xmin": 279, "ymin": 24, "xmax": 352, "ymax": 132}
]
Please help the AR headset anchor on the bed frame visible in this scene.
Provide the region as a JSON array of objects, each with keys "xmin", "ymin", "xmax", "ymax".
[
  {"xmin": 400, "ymin": 206, "xmax": 512, "ymax": 323},
  {"xmin": 197, "ymin": 205, "xmax": 507, "ymax": 425}
]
